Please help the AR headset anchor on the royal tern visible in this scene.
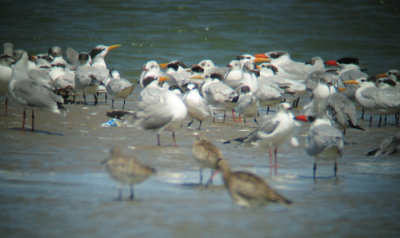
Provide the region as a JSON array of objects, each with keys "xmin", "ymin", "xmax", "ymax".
[
  {"xmin": 192, "ymin": 133, "xmax": 223, "ymax": 185},
  {"xmin": 102, "ymin": 147, "xmax": 156, "ymax": 200},
  {"xmin": 325, "ymin": 57, "xmax": 367, "ymax": 101},
  {"xmin": 215, "ymin": 158, "xmax": 292, "ymax": 207},
  {"xmin": 8, "ymin": 50, "xmax": 65, "ymax": 131},
  {"xmin": 105, "ymin": 69, "xmax": 134, "ymax": 109},
  {"xmin": 317, "ymin": 93, "xmax": 364, "ymax": 133},
  {"xmin": 255, "ymin": 51, "xmax": 324, "ymax": 81},
  {"xmin": 295, "ymin": 114, "xmax": 344, "ymax": 178},
  {"xmin": 183, "ymin": 84, "xmax": 211, "ymax": 130},
  {"xmin": 139, "ymin": 60, "xmax": 176, "ymax": 88},
  {"xmin": 198, "ymin": 59, "xmax": 229, "ymax": 78},
  {"xmin": 343, "ymin": 78, "xmax": 400, "ymax": 127},
  {"xmin": 225, "ymin": 102, "xmax": 299, "ymax": 170},
  {"xmin": 367, "ymin": 131, "xmax": 400, "ymax": 157},
  {"xmin": 48, "ymin": 46, "xmax": 69, "ymax": 65}
]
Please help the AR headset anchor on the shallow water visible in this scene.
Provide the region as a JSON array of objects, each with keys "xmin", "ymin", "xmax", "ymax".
[{"xmin": 1, "ymin": 0, "xmax": 400, "ymax": 237}]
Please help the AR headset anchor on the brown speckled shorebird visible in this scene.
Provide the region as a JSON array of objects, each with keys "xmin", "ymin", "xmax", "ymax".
[
  {"xmin": 215, "ymin": 158, "xmax": 292, "ymax": 207},
  {"xmin": 192, "ymin": 132, "xmax": 223, "ymax": 185},
  {"xmin": 102, "ymin": 147, "xmax": 156, "ymax": 200}
]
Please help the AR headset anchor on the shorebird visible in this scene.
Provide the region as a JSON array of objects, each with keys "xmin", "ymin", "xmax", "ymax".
[
  {"xmin": 192, "ymin": 133, "xmax": 223, "ymax": 185},
  {"xmin": 102, "ymin": 147, "xmax": 156, "ymax": 200},
  {"xmin": 0, "ymin": 53, "xmax": 14, "ymax": 116},
  {"xmin": 215, "ymin": 158, "xmax": 292, "ymax": 207},
  {"xmin": 295, "ymin": 114, "xmax": 344, "ymax": 178},
  {"xmin": 367, "ymin": 131, "xmax": 400, "ymax": 157}
]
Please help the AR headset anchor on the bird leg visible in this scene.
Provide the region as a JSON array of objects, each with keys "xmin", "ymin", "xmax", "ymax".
[
  {"xmin": 122, "ymin": 99, "xmax": 126, "ymax": 109},
  {"xmin": 117, "ymin": 186, "xmax": 122, "ymax": 201},
  {"xmin": 4, "ymin": 97, "xmax": 7, "ymax": 117},
  {"xmin": 157, "ymin": 133, "xmax": 161, "ymax": 146},
  {"xmin": 83, "ymin": 93, "xmax": 87, "ymax": 105},
  {"xmin": 187, "ymin": 119, "xmax": 194, "ymax": 128},
  {"xmin": 334, "ymin": 162, "xmax": 338, "ymax": 177},
  {"xmin": 199, "ymin": 169, "xmax": 203, "ymax": 185},
  {"xmin": 111, "ymin": 98, "xmax": 114, "ymax": 109},
  {"xmin": 369, "ymin": 116, "xmax": 373, "ymax": 127},
  {"xmin": 94, "ymin": 93, "xmax": 98, "ymax": 105},
  {"xmin": 274, "ymin": 147, "xmax": 279, "ymax": 168},
  {"xmin": 378, "ymin": 116, "xmax": 382, "ymax": 127},
  {"xmin": 22, "ymin": 109, "xmax": 26, "ymax": 132},
  {"xmin": 198, "ymin": 120, "xmax": 203, "ymax": 130},
  {"xmin": 206, "ymin": 170, "xmax": 218, "ymax": 186},
  {"xmin": 232, "ymin": 109, "xmax": 237, "ymax": 122},
  {"xmin": 172, "ymin": 132, "xmax": 177, "ymax": 147},
  {"xmin": 129, "ymin": 185, "xmax": 134, "ymax": 200},
  {"xmin": 268, "ymin": 148, "xmax": 273, "ymax": 169},
  {"xmin": 313, "ymin": 162, "xmax": 317, "ymax": 179},
  {"xmin": 105, "ymin": 93, "xmax": 108, "ymax": 103},
  {"xmin": 31, "ymin": 110, "xmax": 34, "ymax": 132}
]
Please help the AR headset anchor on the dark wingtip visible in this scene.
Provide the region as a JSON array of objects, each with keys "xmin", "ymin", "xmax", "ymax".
[{"xmin": 366, "ymin": 148, "xmax": 378, "ymax": 156}]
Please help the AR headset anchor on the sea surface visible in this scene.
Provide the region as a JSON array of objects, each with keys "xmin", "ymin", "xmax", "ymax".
[{"xmin": 0, "ymin": 0, "xmax": 400, "ymax": 237}]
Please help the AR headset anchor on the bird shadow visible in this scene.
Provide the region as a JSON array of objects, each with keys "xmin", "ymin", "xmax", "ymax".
[
  {"xmin": 10, "ymin": 128, "xmax": 64, "ymax": 136},
  {"xmin": 179, "ymin": 182, "xmax": 225, "ymax": 190}
]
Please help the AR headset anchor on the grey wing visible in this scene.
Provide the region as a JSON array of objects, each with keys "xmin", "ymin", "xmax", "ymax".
[
  {"xmin": 234, "ymin": 94, "xmax": 254, "ymax": 113},
  {"xmin": 14, "ymin": 79, "xmax": 62, "ymax": 108},
  {"xmin": 246, "ymin": 117, "xmax": 280, "ymax": 142},
  {"xmin": 306, "ymin": 124, "xmax": 343, "ymax": 156},
  {"xmin": 134, "ymin": 102, "xmax": 174, "ymax": 130},
  {"xmin": 65, "ymin": 47, "xmax": 79, "ymax": 66}
]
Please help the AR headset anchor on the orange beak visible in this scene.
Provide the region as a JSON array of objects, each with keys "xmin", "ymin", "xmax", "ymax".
[
  {"xmin": 254, "ymin": 57, "xmax": 270, "ymax": 63},
  {"xmin": 254, "ymin": 53, "xmax": 269, "ymax": 59},
  {"xmin": 158, "ymin": 76, "xmax": 169, "ymax": 82},
  {"xmin": 342, "ymin": 80, "xmax": 359, "ymax": 85},
  {"xmin": 337, "ymin": 87, "xmax": 347, "ymax": 92},
  {"xmin": 325, "ymin": 60, "xmax": 338, "ymax": 66},
  {"xmin": 190, "ymin": 75, "xmax": 205, "ymax": 80},
  {"xmin": 294, "ymin": 115, "xmax": 308, "ymax": 122},
  {"xmin": 108, "ymin": 44, "xmax": 122, "ymax": 51},
  {"xmin": 159, "ymin": 63, "xmax": 168, "ymax": 69},
  {"xmin": 376, "ymin": 73, "xmax": 388, "ymax": 78}
]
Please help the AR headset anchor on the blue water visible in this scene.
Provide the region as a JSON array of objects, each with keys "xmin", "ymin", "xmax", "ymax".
[{"xmin": 1, "ymin": 1, "xmax": 400, "ymax": 237}]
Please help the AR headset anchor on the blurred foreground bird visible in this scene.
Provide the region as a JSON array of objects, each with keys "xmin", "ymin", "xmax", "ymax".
[
  {"xmin": 102, "ymin": 147, "xmax": 156, "ymax": 200},
  {"xmin": 215, "ymin": 158, "xmax": 292, "ymax": 207},
  {"xmin": 367, "ymin": 131, "xmax": 400, "ymax": 156},
  {"xmin": 192, "ymin": 133, "xmax": 223, "ymax": 185}
]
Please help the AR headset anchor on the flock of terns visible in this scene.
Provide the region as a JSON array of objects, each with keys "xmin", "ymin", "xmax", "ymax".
[{"xmin": 1, "ymin": 41, "xmax": 399, "ymax": 207}]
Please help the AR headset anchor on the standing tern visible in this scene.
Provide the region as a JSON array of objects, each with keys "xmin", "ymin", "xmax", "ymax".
[
  {"xmin": 74, "ymin": 52, "xmax": 101, "ymax": 105},
  {"xmin": 0, "ymin": 54, "xmax": 14, "ymax": 116},
  {"xmin": 124, "ymin": 78, "xmax": 187, "ymax": 146},
  {"xmin": 105, "ymin": 69, "xmax": 134, "ymax": 109},
  {"xmin": 8, "ymin": 50, "xmax": 65, "ymax": 131},
  {"xmin": 224, "ymin": 102, "xmax": 299, "ymax": 170},
  {"xmin": 295, "ymin": 114, "xmax": 344, "ymax": 178},
  {"xmin": 183, "ymin": 84, "xmax": 211, "ymax": 130}
]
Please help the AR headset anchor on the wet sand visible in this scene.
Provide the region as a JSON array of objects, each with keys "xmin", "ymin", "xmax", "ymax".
[{"xmin": 0, "ymin": 90, "xmax": 399, "ymax": 237}]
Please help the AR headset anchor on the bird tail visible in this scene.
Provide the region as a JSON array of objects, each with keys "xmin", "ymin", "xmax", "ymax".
[
  {"xmin": 349, "ymin": 121, "xmax": 365, "ymax": 131},
  {"xmin": 366, "ymin": 148, "xmax": 379, "ymax": 156},
  {"xmin": 223, "ymin": 136, "xmax": 248, "ymax": 148}
]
